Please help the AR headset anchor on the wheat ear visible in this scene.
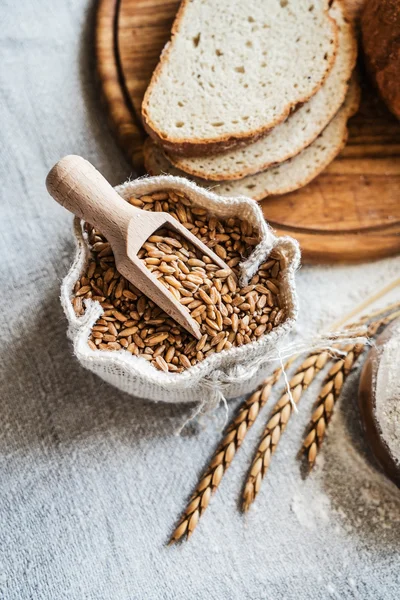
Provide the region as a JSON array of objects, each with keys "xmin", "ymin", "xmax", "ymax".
[
  {"xmin": 169, "ymin": 365, "xmax": 287, "ymax": 544},
  {"xmin": 301, "ymin": 342, "xmax": 364, "ymax": 468},
  {"xmin": 242, "ymin": 307, "xmax": 400, "ymax": 508},
  {"xmin": 170, "ymin": 303, "xmax": 400, "ymax": 542},
  {"xmin": 302, "ymin": 310, "xmax": 400, "ymax": 469},
  {"xmin": 241, "ymin": 349, "xmax": 330, "ymax": 511}
]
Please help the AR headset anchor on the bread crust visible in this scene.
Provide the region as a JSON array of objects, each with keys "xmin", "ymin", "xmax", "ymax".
[
  {"xmin": 166, "ymin": 0, "xmax": 357, "ymax": 180},
  {"xmin": 141, "ymin": 0, "xmax": 339, "ymax": 157},
  {"xmin": 362, "ymin": 0, "xmax": 400, "ymax": 120},
  {"xmin": 143, "ymin": 79, "xmax": 361, "ymax": 201}
]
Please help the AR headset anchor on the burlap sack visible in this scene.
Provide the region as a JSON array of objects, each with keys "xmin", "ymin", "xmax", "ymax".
[{"xmin": 60, "ymin": 175, "xmax": 300, "ymax": 408}]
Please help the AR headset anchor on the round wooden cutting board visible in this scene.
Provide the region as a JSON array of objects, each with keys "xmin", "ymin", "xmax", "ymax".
[{"xmin": 95, "ymin": 0, "xmax": 400, "ymax": 263}]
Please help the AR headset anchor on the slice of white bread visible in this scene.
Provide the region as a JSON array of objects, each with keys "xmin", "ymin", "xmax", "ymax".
[
  {"xmin": 144, "ymin": 78, "xmax": 360, "ymax": 201},
  {"xmin": 142, "ymin": 0, "xmax": 338, "ymax": 156},
  {"xmin": 167, "ymin": 1, "xmax": 357, "ymax": 181}
]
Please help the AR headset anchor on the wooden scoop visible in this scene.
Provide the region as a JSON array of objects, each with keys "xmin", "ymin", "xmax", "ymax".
[{"xmin": 46, "ymin": 155, "xmax": 230, "ymax": 339}]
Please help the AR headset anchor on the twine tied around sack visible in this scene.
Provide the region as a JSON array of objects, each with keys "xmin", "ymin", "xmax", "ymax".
[
  {"xmin": 62, "ymin": 176, "xmax": 302, "ymax": 405},
  {"xmin": 174, "ymin": 326, "xmax": 371, "ymax": 433}
]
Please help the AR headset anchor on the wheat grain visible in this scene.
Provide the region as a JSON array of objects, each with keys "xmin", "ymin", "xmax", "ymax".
[{"xmin": 73, "ymin": 190, "xmax": 285, "ymax": 373}]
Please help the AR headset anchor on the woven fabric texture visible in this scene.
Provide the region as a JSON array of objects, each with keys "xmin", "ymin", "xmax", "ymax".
[
  {"xmin": 62, "ymin": 175, "xmax": 299, "ymax": 406},
  {"xmin": 2, "ymin": 1, "xmax": 400, "ymax": 599}
]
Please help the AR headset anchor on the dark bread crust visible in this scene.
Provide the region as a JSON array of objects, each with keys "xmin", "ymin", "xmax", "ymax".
[
  {"xmin": 141, "ymin": 0, "xmax": 339, "ymax": 157},
  {"xmin": 358, "ymin": 318, "xmax": 400, "ymax": 488},
  {"xmin": 142, "ymin": 118, "xmax": 270, "ymax": 157},
  {"xmin": 143, "ymin": 78, "xmax": 360, "ymax": 200},
  {"xmin": 362, "ymin": 0, "xmax": 400, "ymax": 120}
]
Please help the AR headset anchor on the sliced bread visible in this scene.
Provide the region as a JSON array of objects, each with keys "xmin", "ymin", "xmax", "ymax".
[
  {"xmin": 144, "ymin": 79, "xmax": 360, "ymax": 201},
  {"xmin": 142, "ymin": 0, "xmax": 338, "ymax": 156},
  {"xmin": 167, "ymin": 1, "xmax": 357, "ymax": 181}
]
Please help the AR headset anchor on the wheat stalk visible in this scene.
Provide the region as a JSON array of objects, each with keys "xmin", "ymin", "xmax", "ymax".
[
  {"xmin": 301, "ymin": 342, "xmax": 364, "ymax": 469},
  {"xmin": 170, "ymin": 302, "xmax": 400, "ymax": 542},
  {"xmin": 241, "ymin": 349, "xmax": 330, "ymax": 511},
  {"xmin": 302, "ymin": 310, "xmax": 400, "ymax": 470},
  {"xmin": 169, "ymin": 364, "xmax": 288, "ymax": 543},
  {"xmin": 242, "ymin": 308, "xmax": 400, "ymax": 510}
]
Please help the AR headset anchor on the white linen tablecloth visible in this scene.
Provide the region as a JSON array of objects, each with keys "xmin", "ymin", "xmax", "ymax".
[{"xmin": 1, "ymin": 1, "xmax": 400, "ymax": 598}]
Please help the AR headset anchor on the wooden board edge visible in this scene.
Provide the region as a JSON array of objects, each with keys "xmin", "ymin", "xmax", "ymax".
[
  {"xmin": 271, "ymin": 223, "xmax": 400, "ymax": 263},
  {"xmin": 95, "ymin": 0, "xmax": 145, "ymax": 172},
  {"xmin": 95, "ymin": 0, "xmax": 400, "ymax": 264}
]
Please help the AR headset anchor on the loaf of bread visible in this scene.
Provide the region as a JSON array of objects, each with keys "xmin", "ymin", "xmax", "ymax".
[
  {"xmin": 166, "ymin": 0, "xmax": 357, "ymax": 181},
  {"xmin": 142, "ymin": 0, "xmax": 338, "ymax": 156},
  {"xmin": 144, "ymin": 79, "xmax": 360, "ymax": 201},
  {"xmin": 362, "ymin": 0, "xmax": 400, "ymax": 119}
]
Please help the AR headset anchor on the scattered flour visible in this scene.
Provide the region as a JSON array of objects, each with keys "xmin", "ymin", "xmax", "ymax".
[
  {"xmin": 375, "ymin": 320, "xmax": 400, "ymax": 464},
  {"xmin": 291, "ymin": 489, "xmax": 332, "ymax": 532},
  {"xmin": 289, "ymin": 343, "xmax": 400, "ymax": 552}
]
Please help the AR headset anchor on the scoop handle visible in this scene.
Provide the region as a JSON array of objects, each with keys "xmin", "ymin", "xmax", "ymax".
[{"xmin": 46, "ymin": 155, "xmax": 134, "ymax": 238}]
